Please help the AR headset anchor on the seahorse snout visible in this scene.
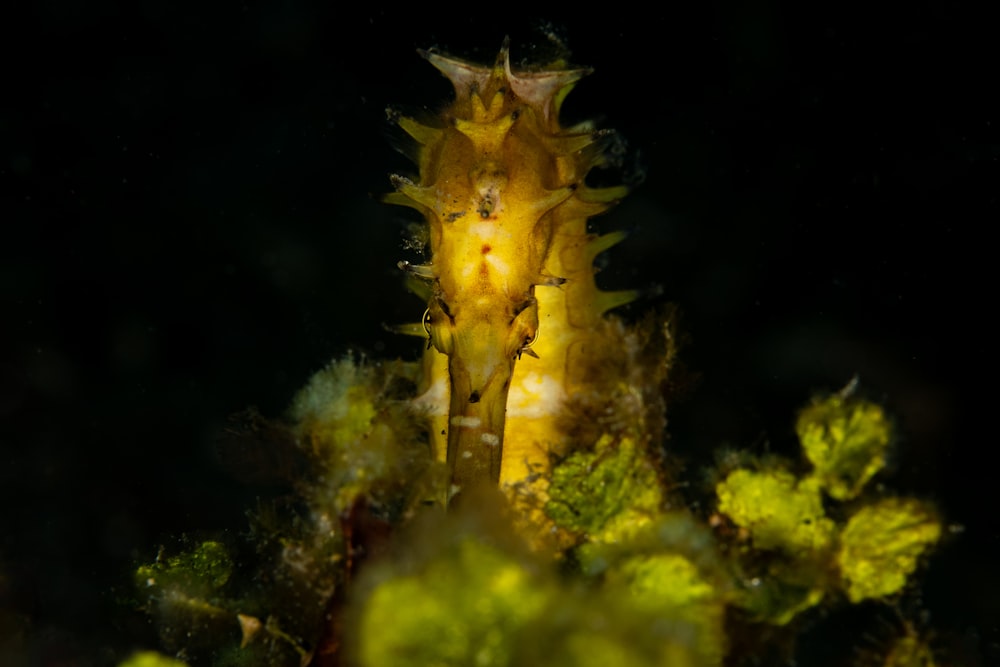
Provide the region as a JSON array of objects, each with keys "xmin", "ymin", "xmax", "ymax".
[{"xmin": 445, "ymin": 321, "xmax": 517, "ymax": 494}]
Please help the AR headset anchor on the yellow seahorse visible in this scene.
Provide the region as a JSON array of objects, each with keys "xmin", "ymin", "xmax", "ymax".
[{"xmin": 387, "ymin": 41, "xmax": 639, "ymax": 503}]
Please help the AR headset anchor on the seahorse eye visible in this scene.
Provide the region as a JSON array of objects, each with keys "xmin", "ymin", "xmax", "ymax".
[
  {"xmin": 508, "ymin": 296, "xmax": 539, "ymax": 360},
  {"xmin": 425, "ymin": 299, "xmax": 456, "ymax": 355},
  {"xmin": 515, "ymin": 327, "xmax": 539, "ymax": 361}
]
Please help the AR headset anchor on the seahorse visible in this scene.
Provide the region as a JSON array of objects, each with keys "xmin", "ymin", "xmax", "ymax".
[{"xmin": 387, "ymin": 40, "xmax": 640, "ymax": 504}]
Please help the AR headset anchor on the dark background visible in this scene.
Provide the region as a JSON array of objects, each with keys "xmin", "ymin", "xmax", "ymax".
[{"xmin": 2, "ymin": 3, "xmax": 996, "ymax": 665}]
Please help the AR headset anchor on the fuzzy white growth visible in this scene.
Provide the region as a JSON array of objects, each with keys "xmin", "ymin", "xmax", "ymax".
[
  {"xmin": 507, "ymin": 372, "xmax": 566, "ymax": 418},
  {"xmin": 413, "ymin": 378, "xmax": 448, "ymax": 416}
]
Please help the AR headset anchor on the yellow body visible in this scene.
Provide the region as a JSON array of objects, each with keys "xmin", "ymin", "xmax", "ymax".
[{"xmin": 389, "ymin": 44, "xmax": 635, "ymax": 502}]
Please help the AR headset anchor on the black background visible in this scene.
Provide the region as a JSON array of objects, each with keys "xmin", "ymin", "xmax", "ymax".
[{"xmin": 2, "ymin": 3, "xmax": 997, "ymax": 665}]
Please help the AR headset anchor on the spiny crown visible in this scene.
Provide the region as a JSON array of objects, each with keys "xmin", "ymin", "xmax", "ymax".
[{"xmin": 422, "ymin": 39, "xmax": 590, "ymax": 128}]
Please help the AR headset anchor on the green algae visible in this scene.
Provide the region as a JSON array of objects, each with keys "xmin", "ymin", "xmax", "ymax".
[
  {"xmin": 129, "ymin": 356, "xmax": 947, "ymax": 667},
  {"xmin": 797, "ymin": 392, "xmax": 892, "ymax": 501},
  {"xmin": 838, "ymin": 498, "xmax": 942, "ymax": 602}
]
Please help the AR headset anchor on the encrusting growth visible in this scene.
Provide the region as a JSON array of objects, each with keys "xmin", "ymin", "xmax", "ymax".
[{"xmin": 386, "ymin": 40, "xmax": 637, "ymax": 501}]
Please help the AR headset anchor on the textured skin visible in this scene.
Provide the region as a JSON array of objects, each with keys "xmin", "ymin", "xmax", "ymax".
[{"xmin": 388, "ymin": 43, "xmax": 635, "ymax": 502}]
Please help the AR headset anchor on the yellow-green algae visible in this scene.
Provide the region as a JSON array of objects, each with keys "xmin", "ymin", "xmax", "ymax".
[
  {"xmin": 591, "ymin": 515, "xmax": 732, "ymax": 666},
  {"xmin": 356, "ymin": 535, "xmax": 549, "ymax": 667},
  {"xmin": 290, "ymin": 356, "xmax": 440, "ymax": 514},
  {"xmin": 353, "ymin": 506, "xmax": 726, "ymax": 667},
  {"xmin": 882, "ymin": 631, "xmax": 938, "ymax": 667},
  {"xmin": 131, "ymin": 358, "xmax": 448, "ymax": 665},
  {"xmin": 713, "ymin": 467, "xmax": 831, "ymax": 624},
  {"xmin": 714, "ymin": 467, "xmax": 832, "ymax": 622},
  {"xmin": 136, "ymin": 540, "xmax": 232, "ymax": 595},
  {"xmin": 837, "ymin": 497, "xmax": 942, "ymax": 602},
  {"xmin": 118, "ymin": 651, "xmax": 190, "ymax": 667},
  {"xmin": 716, "ymin": 468, "xmax": 836, "ymax": 554},
  {"xmin": 129, "ymin": 358, "xmax": 948, "ymax": 667},
  {"xmin": 512, "ymin": 584, "xmax": 722, "ymax": 667},
  {"xmin": 797, "ymin": 392, "xmax": 892, "ymax": 501},
  {"xmin": 710, "ymin": 389, "xmax": 943, "ymax": 627},
  {"xmin": 132, "ymin": 541, "xmax": 241, "ymax": 663},
  {"xmin": 545, "ymin": 433, "xmax": 664, "ymax": 545}
]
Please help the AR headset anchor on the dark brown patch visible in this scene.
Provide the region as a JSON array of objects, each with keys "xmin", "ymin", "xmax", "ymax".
[{"xmin": 481, "ymin": 244, "xmax": 491, "ymax": 254}]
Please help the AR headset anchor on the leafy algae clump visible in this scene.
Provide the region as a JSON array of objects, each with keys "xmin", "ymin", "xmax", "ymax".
[
  {"xmin": 710, "ymin": 387, "xmax": 944, "ymax": 628},
  {"xmin": 352, "ymin": 505, "xmax": 726, "ymax": 667},
  {"xmin": 357, "ymin": 536, "xmax": 548, "ymax": 667},
  {"xmin": 131, "ymin": 362, "xmax": 949, "ymax": 666},
  {"xmin": 838, "ymin": 497, "xmax": 942, "ymax": 602},
  {"xmin": 715, "ymin": 469, "xmax": 835, "ymax": 554},
  {"xmin": 545, "ymin": 433, "xmax": 664, "ymax": 543},
  {"xmin": 136, "ymin": 540, "xmax": 233, "ymax": 595},
  {"xmin": 129, "ymin": 353, "xmax": 949, "ymax": 667},
  {"xmin": 118, "ymin": 651, "xmax": 190, "ymax": 667},
  {"xmin": 290, "ymin": 356, "xmax": 439, "ymax": 514},
  {"xmin": 796, "ymin": 392, "xmax": 892, "ymax": 500}
]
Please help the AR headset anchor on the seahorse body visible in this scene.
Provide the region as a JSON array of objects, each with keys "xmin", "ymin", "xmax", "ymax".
[{"xmin": 388, "ymin": 43, "xmax": 637, "ymax": 502}]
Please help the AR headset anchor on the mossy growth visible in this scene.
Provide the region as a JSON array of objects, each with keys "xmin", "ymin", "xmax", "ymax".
[
  {"xmin": 290, "ymin": 356, "xmax": 442, "ymax": 516},
  {"xmin": 545, "ymin": 433, "xmax": 665, "ymax": 547},
  {"xmin": 716, "ymin": 469, "xmax": 836, "ymax": 555},
  {"xmin": 129, "ymin": 358, "xmax": 949, "ymax": 667},
  {"xmin": 796, "ymin": 389, "xmax": 892, "ymax": 501},
  {"xmin": 585, "ymin": 514, "xmax": 733, "ymax": 666},
  {"xmin": 136, "ymin": 540, "xmax": 233, "ymax": 597},
  {"xmin": 351, "ymin": 503, "xmax": 727, "ymax": 667},
  {"xmin": 129, "ymin": 356, "xmax": 452, "ymax": 666},
  {"xmin": 513, "ymin": 584, "xmax": 723, "ymax": 667},
  {"xmin": 355, "ymin": 534, "xmax": 550, "ymax": 666},
  {"xmin": 118, "ymin": 651, "xmax": 190, "ymax": 667},
  {"xmin": 713, "ymin": 467, "xmax": 835, "ymax": 624},
  {"xmin": 711, "ymin": 387, "xmax": 943, "ymax": 627},
  {"xmin": 133, "ymin": 540, "xmax": 242, "ymax": 657},
  {"xmin": 838, "ymin": 497, "xmax": 942, "ymax": 603},
  {"xmin": 881, "ymin": 632, "xmax": 938, "ymax": 667},
  {"xmin": 133, "ymin": 536, "xmax": 319, "ymax": 665}
]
